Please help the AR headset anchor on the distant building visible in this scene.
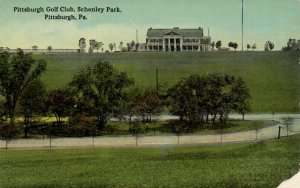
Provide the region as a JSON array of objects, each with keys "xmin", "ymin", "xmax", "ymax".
[{"xmin": 144, "ymin": 27, "xmax": 211, "ymax": 52}]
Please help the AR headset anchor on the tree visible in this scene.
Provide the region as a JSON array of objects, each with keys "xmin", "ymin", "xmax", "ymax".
[
  {"xmin": 0, "ymin": 49, "xmax": 47, "ymax": 125},
  {"xmin": 45, "ymin": 88, "xmax": 75, "ymax": 125},
  {"xmin": 228, "ymin": 42, "xmax": 238, "ymax": 51},
  {"xmin": 211, "ymin": 41, "xmax": 215, "ymax": 50},
  {"xmin": 69, "ymin": 61, "xmax": 134, "ymax": 130},
  {"xmin": 108, "ymin": 43, "xmax": 114, "ymax": 52},
  {"xmin": 126, "ymin": 43, "xmax": 132, "ymax": 51},
  {"xmin": 32, "ymin": 45, "xmax": 38, "ymax": 52},
  {"xmin": 133, "ymin": 87, "xmax": 162, "ymax": 122},
  {"xmin": 264, "ymin": 41, "xmax": 274, "ymax": 51},
  {"xmin": 95, "ymin": 42, "xmax": 103, "ymax": 53},
  {"xmin": 17, "ymin": 79, "xmax": 46, "ymax": 138},
  {"xmin": 121, "ymin": 86, "xmax": 143, "ymax": 129},
  {"xmin": 251, "ymin": 43, "xmax": 257, "ymax": 51},
  {"xmin": 78, "ymin": 38, "xmax": 86, "ymax": 53},
  {"xmin": 247, "ymin": 44, "xmax": 251, "ymax": 51},
  {"xmin": 216, "ymin": 40, "xmax": 222, "ymax": 49},
  {"xmin": 88, "ymin": 39, "xmax": 99, "ymax": 53},
  {"xmin": 130, "ymin": 41, "xmax": 136, "ymax": 51},
  {"xmin": 119, "ymin": 42, "xmax": 123, "ymax": 51},
  {"xmin": 47, "ymin": 46, "xmax": 52, "ymax": 53},
  {"xmin": 135, "ymin": 42, "xmax": 140, "ymax": 51},
  {"xmin": 231, "ymin": 77, "xmax": 251, "ymax": 120},
  {"xmin": 167, "ymin": 73, "xmax": 251, "ymax": 129}
]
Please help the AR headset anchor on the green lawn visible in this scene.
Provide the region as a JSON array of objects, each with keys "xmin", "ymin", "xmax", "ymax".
[
  {"xmin": 36, "ymin": 51, "xmax": 300, "ymax": 113},
  {"xmin": 1, "ymin": 135, "xmax": 300, "ymax": 187},
  {"xmin": 107, "ymin": 120, "xmax": 279, "ymax": 135}
]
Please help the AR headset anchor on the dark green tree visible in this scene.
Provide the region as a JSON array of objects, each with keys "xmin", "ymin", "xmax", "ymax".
[
  {"xmin": 133, "ymin": 87, "xmax": 162, "ymax": 122},
  {"xmin": 216, "ymin": 40, "xmax": 222, "ymax": 49},
  {"xmin": 167, "ymin": 73, "xmax": 251, "ymax": 129},
  {"xmin": 0, "ymin": 49, "xmax": 46, "ymax": 125},
  {"xmin": 211, "ymin": 41, "xmax": 215, "ymax": 50},
  {"xmin": 70, "ymin": 61, "xmax": 134, "ymax": 130},
  {"xmin": 45, "ymin": 88, "xmax": 75, "ymax": 125},
  {"xmin": 228, "ymin": 42, "xmax": 238, "ymax": 51},
  {"xmin": 108, "ymin": 43, "xmax": 114, "ymax": 52},
  {"xmin": 17, "ymin": 79, "xmax": 46, "ymax": 138},
  {"xmin": 247, "ymin": 44, "xmax": 251, "ymax": 51},
  {"xmin": 264, "ymin": 41, "xmax": 274, "ymax": 51}
]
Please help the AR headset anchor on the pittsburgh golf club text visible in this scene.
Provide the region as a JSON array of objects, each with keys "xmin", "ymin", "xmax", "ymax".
[{"xmin": 13, "ymin": 6, "xmax": 122, "ymax": 21}]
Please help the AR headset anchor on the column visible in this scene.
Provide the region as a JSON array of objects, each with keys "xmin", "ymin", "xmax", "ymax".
[
  {"xmin": 168, "ymin": 38, "xmax": 171, "ymax": 52},
  {"xmin": 180, "ymin": 38, "xmax": 183, "ymax": 51},
  {"xmin": 163, "ymin": 39, "xmax": 165, "ymax": 51},
  {"xmin": 174, "ymin": 38, "xmax": 177, "ymax": 51}
]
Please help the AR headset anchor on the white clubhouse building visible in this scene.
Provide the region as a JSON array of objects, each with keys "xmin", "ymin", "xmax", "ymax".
[{"xmin": 144, "ymin": 27, "xmax": 211, "ymax": 52}]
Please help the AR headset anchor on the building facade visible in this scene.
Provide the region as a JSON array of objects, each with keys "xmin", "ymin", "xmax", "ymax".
[{"xmin": 145, "ymin": 27, "xmax": 211, "ymax": 52}]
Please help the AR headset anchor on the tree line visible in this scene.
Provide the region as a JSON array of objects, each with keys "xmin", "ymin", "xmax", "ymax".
[{"xmin": 0, "ymin": 49, "xmax": 251, "ymax": 138}]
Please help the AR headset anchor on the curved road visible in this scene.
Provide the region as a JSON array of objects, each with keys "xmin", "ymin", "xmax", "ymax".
[{"xmin": 1, "ymin": 113, "xmax": 300, "ymax": 148}]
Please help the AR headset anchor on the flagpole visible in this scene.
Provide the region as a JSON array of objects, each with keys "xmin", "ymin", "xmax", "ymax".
[{"xmin": 242, "ymin": 0, "xmax": 244, "ymax": 51}]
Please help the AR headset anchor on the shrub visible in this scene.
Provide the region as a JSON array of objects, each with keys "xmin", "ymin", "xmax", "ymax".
[
  {"xmin": 0, "ymin": 123, "xmax": 18, "ymax": 139},
  {"xmin": 67, "ymin": 113, "xmax": 97, "ymax": 137}
]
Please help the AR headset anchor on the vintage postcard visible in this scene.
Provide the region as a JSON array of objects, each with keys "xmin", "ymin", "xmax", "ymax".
[{"xmin": 0, "ymin": 0, "xmax": 300, "ymax": 187}]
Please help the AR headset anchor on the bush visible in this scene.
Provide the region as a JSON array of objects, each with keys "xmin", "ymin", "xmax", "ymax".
[
  {"xmin": 129, "ymin": 121, "xmax": 145, "ymax": 135},
  {"xmin": 67, "ymin": 114, "xmax": 97, "ymax": 137},
  {"xmin": 0, "ymin": 123, "xmax": 18, "ymax": 139},
  {"xmin": 103, "ymin": 124, "xmax": 117, "ymax": 135}
]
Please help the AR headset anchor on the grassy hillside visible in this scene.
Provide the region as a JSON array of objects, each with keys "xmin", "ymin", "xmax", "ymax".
[
  {"xmin": 35, "ymin": 51, "xmax": 300, "ymax": 112},
  {"xmin": 1, "ymin": 136, "xmax": 300, "ymax": 187}
]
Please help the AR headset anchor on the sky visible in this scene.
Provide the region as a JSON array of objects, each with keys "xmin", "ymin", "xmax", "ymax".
[{"xmin": 0, "ymin": 0, "xmax": 299, "ymax": 51}]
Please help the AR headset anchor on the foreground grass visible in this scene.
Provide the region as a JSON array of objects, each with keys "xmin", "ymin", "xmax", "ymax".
[
  {"xmin": 36, "ymin": 51, "xmax": 300, "ymax": 112},
  {"xmin": 1, "ymin": 135, "xmax": 300, "ymax": 187}
]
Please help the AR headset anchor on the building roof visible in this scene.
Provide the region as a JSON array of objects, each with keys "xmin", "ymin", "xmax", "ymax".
[{"xmin": 147, "ymin": 27, "xmax": 204, "ymax": 38}]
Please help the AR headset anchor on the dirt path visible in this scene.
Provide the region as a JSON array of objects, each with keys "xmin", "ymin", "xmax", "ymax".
[{"xmin": 1, "ymin": 113, "xmax": 299, "ymax": 149}]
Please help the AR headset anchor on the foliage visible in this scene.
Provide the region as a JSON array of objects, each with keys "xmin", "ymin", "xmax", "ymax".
[
  {"xmin": 17, "ymin": 79, "xmax": 46, "ymax": 138},
  {"xmin": 0, "ymin": 49, "xmax": 46, "ymax": 125},
  {"xmin": 246, "ymin": 44, "xmax": 251, "ymax": 50},
  {"xmin": 108, "ymin": 43, "xmax": 114, "ymax": 52},
  {"xmin": 228, "ymin": 42, "xmax": 238, "ymax": 51},
  {"xmin": 264, "ymin": 41, "xmax": 274, "ymax": 51},
  {"xmin": 167, "ymin": 73, "xmax": 251, "ymax": 129},
  {"xmin": 282, "ymin": 38, "xmax": 300, "ymax": 51},
  {"xmin": 132, "ymin": 87, "xmax": 162, "ymax": 122},
  {"xmin": 70, "ymin": 61, "xmax": 134, "ymax": 130},
  {"xmin": 251, "ymin": 43, "xmax": 257, "ymax": 51},
  {"xmin": 211, "ymin": 41, "xmax": 215, "ymax": 49},
  {"xmin": 78, "ymin": 38, "xmax": 86, "ymax": 52},
  {"xmin": 44, "ymin": 88, "xmax": 75, "ymax": 125},
  {"xmin": 47, "ymin": 46, "xmax": 52, "ymax": 52},
  {"xmin": 216, "ymin": 40, "xmax": 222, "ymax": 49},
  {"xmin": 0, "ymin": 123, "xmax": 18, "ymax": 139},
  {"xmin": 32, "ymin": 46, "xmax": 38, "ymax": 51},
  {"xmin": 67, "ymin": 113, "xmax": 97, "ymax": 137}
]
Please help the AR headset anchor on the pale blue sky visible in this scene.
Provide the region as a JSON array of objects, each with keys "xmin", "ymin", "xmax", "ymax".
[{"xmin": 0, "ymin": 0, "xmax": 299, "ymax": 50}]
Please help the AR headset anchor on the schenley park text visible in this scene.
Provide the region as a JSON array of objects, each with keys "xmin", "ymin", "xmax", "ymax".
[{"xmin": 13, "ymin": 6, "xmax": 122, "ymax": 14}]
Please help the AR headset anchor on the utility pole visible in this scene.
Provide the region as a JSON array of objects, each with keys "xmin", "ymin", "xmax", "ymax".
[
  {"xmin": 136, "ymin": 29, "xmax": 138, "ymax": 44},
  {"xmin": 156, "ymin": 68, "xmax": 159, "ymax": 92},
  {"xmin": 242, "ymin": 0, "xmax": 244, "ymax": 51}
]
